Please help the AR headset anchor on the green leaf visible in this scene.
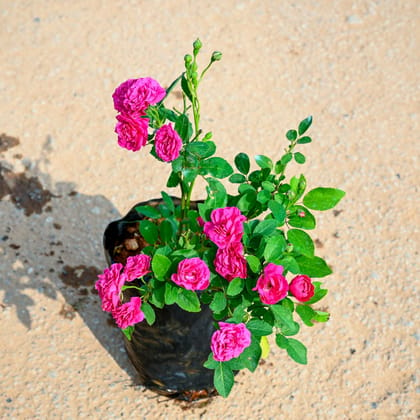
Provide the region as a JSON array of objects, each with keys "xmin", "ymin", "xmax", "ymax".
[
  {"xmin": 187, "ymin": 141, "xmax": 216, "ymax": 158},
  {"xmin": 161, "ymin": 191, "xmax": 175, "ymax": 213},
  {"xmin": 246, "ymin": 255, "xmax": 261, "ymax": 273},
  {"xmin": 175, "ymin": 113, "xmax": 192, "ymax": 142},
  {"xmin": 298, "ymin": 116, "xmax": 312, "ymax": 136},
  {"xmin": 227, "ymin": 278, "xmax": 244, "ymax": 296},
  {"xmin": 275, "ymin": 333, "xmax": 288, "ymax": 349},
  {"xmin": 263, "ymin": 235, "xmax": 287, "ymax": 262},
  {"xmin": 236, "ymin": 189, "xmax": 258, "ymax": 215},
  {"xmin": 201, "ymin": 157, "xmax": 233, "ymax": 179},
  {"xmin": 288, "ymin": 206, "xmax": 316, "ymax": 230},
  {"xmin": 268, "ymin": 200, "xmax": 286, "ymax": 224},
  {"xmin": 139, "ymin": 220, "xmax": 159, "ymax": 244},
  {"xmin": 295, "ymin": 255, "xmax": 332, "ymax": 278},
  {"xmin": 255, "ymin": 155, "xmax": 273, "ymax": 170},
  {"xmin": 296, "ymin": 304, "xmax": 316, "ymax": 326},
  {"xmin": 294, "ymin": 152, "xmax": 306, "ymax": 164},
  {"xmin": 246, "ymin": 319, "xmax": 272, "ymax": 336},
  {"xmin": 122, "ymin": 325, "xmax": 134, "ymax": 340},
  {"xmin": 287, "ymin": 229, "xmax": 314, "ymax": 257},
  {"xmin": 159, "ymin": 219, "xmax": 174, "ymax": 243},
  {"xmin": 210, "ymin": 291, "xmax": 227, "ymax": 313},
  {"xmin": 313, "ymin": 310, "xmax": 330, "ymax": 323},
  {"xmin": 262, "ymin": 181, "xmax": 276, "ymax": 192},
  {"xmin": 229, "ymin": 173, "xmax": 247, "ymax": 183},
  {"xmin": 297, "ymin": 136, "xmax": 312, "ymax": 144},
  {"xmin": 150, "ymin": 283, "xmax": 165, "ymax": 308},
  {"xmin": 181, "ymin": 73, "xmax": 193, "ymax": 102},
  {"xmin": 203, "ymin": 353, "xmax": 218, "ymax": 370},
  {"xmin": 166, "ymin": 171, "xmax": 180, "ymax": 188},
  {"xmin": 236, "ymin": 335, "xmax": 262, "ymax": 372},
  {"xmin": 164, "ymin": 282, "xmax": 178, "ymax": 305},
  {"xmin": 303, "ymin": 187, "xmax": 346, "ymax": 211},
  {"xmin": 141, "ymin": 302, "xmax": 156, "ymax": 325},
  {"xmin": 280, "ymin": 153, "xmax": 293, "ymax": 165},
  {"xmin": 176, "ymin": 289, "xmax": 201, "ymax": 312},
  {"xmin": 206, "ymin": 177, "xmax": 228, "ymax": 208},
  {"xmin": 257, "ymin": 189, "xmax": 271, "ymax": 204},
  {"xmin": 278, "ymin": 256, "xmax": 300, "ymax": 274},
  {"xmin": 286, "ymin": 338, "xmax": 307, "ymax": 364},
  {"xmin": 286, "ymin": 129, "xmax": 297, "ymax": 141},
  {"xmin": 271, "ymin": 304, "xmax": 300, "ymax": 336},
  {"xmin": 253, "ymin": 219, "xmax": 280, "ymax": 236},
  {"xmin": 306, "ymin": 282, "xmax": 328, "ymax": 304},
  {"xmin": 134, "ymin": 205, "xmax": 161, "ymax": 219},
  {"xmin": 214, "ymin": 362, "xmax": 234, "ymax": 398},
  {"xmin": 234, "ymin": 152, "xmax": 250, "ymax": 174},
  {"xmin": 151, "ymin": 254, "xmax": 172, "ymax": 280}
]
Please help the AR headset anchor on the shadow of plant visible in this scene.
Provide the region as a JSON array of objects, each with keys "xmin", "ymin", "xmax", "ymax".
[{"xmin": 0, "ymin": 133, "xmax": 136, "ymax": 379}]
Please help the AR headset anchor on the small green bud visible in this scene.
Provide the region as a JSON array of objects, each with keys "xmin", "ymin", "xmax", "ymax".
[
  {"xmin": 193, "ymin": 38, "xmax": 202, "ymax": 54},
  {"xmin": 211, "ymin": 51, "xmax": 222, "ymax": 61},
  {"xmin": 184, "ymin": 54, "xmax": 193, "ymax": 67},
  {"xmin": 202, "ymin": 132, "xmax": 213, "ymax": 141}
]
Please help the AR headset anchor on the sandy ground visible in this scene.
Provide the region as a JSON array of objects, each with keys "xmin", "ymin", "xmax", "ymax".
[{"xmin": 0, "ymin": 1, "xmax": 418, "ymax": 419}]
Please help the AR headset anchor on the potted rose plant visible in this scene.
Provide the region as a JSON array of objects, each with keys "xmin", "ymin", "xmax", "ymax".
[{"xmin": 96, "ymin": 39, "xmax": 345, "ymax": 399}]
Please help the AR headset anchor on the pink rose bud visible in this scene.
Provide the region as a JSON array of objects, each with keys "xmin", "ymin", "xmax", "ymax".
[
  {"xmin": 112, "ymin": 297, "xmax": 144, "ymax": 329},
  {"xmin": 203, "ymin": 207, "xmax": 246, "ymax": 249},
  {"xmin": 95, "ymin": 263, "xmax": 126, "ymax": 312},
  {"xmin": 113, "ymin": 77, "xmax": 166, "ymax": 114},
  {"xmin": 214, "ymin": 242, "xmax": 247, "ymax": 282},
  {"xmin": 171, "ymin": 257, "xmax": 210, "ymax": 291},
  {"xmin": 115, "ymin": 113, "xmax": 149, "ymax": 151},
  {"xmin": 197, "ymin": 216, "xmax": 205, "ymax": 227},
  {"xmin": 289, "ymin": 274, "xmax": 315, "ymax": 302},
  {"xmin": 123, "ymin": 254, "xmax": 151, "ymax": 282},
  {"xmin": 211, "ymin": 322, "xmax": 251, "ymax": 362},
  {"xmin": 154, "ymin": 123, "xmax": 183, "ymax": 162},
  {"xmin": 253, "ymin": 263, "xmax": 288, "ymax": 305}
]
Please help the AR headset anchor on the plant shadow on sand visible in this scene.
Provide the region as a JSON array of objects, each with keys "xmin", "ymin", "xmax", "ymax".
[{"xmin": 0, "ymin": 133, "xmax": 137, "ymax": 381}]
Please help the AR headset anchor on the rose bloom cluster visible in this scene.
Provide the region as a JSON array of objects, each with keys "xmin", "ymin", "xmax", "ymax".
[
  {"xmin": 112, "ymin": 78, "xmax": 182, "ymax": 162},
  {"xmin": 97, "ymin": 205, "xmax": 315, "ymax": 361},
  {"xmin": 95, "ymin": 254, "xmax": 151, "ymax": 329},
  {"xmin": 253, "ymin": 264, "xmax": 315, "ymax": 305}
]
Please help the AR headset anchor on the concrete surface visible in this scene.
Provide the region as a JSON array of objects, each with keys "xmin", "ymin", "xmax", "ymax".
[{"xmin": 0, "ymin": 1, "xmax": 418, "ymax": 418}]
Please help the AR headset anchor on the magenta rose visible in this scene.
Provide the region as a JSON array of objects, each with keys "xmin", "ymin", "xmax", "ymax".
[
  {"xmin": 123, "ymin": 254, "xmax": 151, "ymax": 282},
  {"xmin": 154, "ymin": 123, "xmax": 183, "ymax": 162},
  {"xmin": 203, "ymin": 207, "xmax": 246, "ymax": 249},
  {"xmin": 115, "ymin": 113, "xmax": 149, "ymax": 151},
  {"xmin": 95, "ymin": 263, "xmax": 126, "ymax": 312},
  {"xmin": 289, "ymin": 274, "xmax": 314, "ymax": 302},
  {"xmin": 214, "ymin": 242, "xmax": 247, "ymax": 282},
  {"xmin": 253, "ymin": 263, "xmax": 288, "ymax": 305},
  {"xmin": 171, "ymin": 257, "xmax": 210, "ymax": 291},
  {"xmin": 112, "ymin": 297, "xmax": 144, "ymax": 329},
  {"xmin": 211, "ymin": 322, "xmax": 251, "ymax": 362},
  {"xmin": 112, "ymin": 77, "xmax": 166, "ymax": 114}
]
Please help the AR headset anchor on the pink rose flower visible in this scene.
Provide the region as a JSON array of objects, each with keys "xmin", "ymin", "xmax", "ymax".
[
  {"xmin": 171, "ymin": 257, "xmax": 210, "ymax": 291},
  {"xmin": 112, "ymin": 296, "xmax": 144, "ymax": 329},
  {"xmin": 95, "ymin": 263, "xmax": 126, "ymax": 312},
  {"xmin": 203, "ymin": 207, "xmax": 246, "ymax": 249},
  {"xmin": 211, "ymin": 322, "xmax": 251, "ymax": 362},
  {"xmin": 123, "ymin": 254, "xmax": 151, "ymax": 282},
  {"xmin": 253, "ymin": 263, "xmax": 288, "ymax": 305},
  {"xmin": 112, "ymin": 77, "xmax": 166, "ymax": 114},
  {"xmin": 115, "ymin": 113, "xmax": 149, "ymax": 151},
  {"xmin": 289, "ymin": 274, "xmax": 315, "ymax": 302},
  {"xmin": 214, "ymin": 242, "xmax": 247, "ymax": 282},
  {"xmin": 154, "ymin": 123, "xmax": 183, "ymax": 162}
]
